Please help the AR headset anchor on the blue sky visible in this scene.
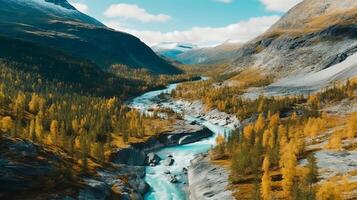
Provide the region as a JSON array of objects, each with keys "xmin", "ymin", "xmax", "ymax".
[{"xmin": 69, "ymin": 0, "xmax": 302, "ymax": 46}]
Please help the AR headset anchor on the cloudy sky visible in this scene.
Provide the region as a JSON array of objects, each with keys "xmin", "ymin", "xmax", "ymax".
[{"xmin": 69, "ymin": 0, "xmax": 302, "ymax": 46}]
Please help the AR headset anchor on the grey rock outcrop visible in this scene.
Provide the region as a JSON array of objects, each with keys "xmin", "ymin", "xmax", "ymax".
[
  {"xmin": 188, "ymin": 154, "xmax": 233, "ymax": 200},
  {"xmin": 110, "ymin": 148, "xmax": 146, "ymax": 166}
]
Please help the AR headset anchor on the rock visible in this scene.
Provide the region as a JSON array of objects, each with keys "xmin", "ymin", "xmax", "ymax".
[
  {"xmin": 189, "ymin": 120, "xmax": 198, "ymax": 125},
  {"xmin": 164, "ymin": 170, "xmax": 171, "ymax": 174},
  {"xmin": 168, "ymin": 175, "xmax": 178, "ymax": 183},
  {"xmin": 79, "ymin": 179, "xmax": 111, "ymax": 200},
  {"xmin": 188, "ymin": 154, "xmax": 234, "ymax": 200},
  {"xmin": 146, "ymin": 152, "xmax": 161, "ymax": 166},
  {"xmin": 128, "ymin": 178, "xmax": 149, "ymax": 195},
  {"xmin": 183, "ymin": 167, "xmax": 188, "ymax": 174},
  {"xmin": 0, "ymin": 137, "xmax": 80, "ymax": 198},
  {"xmin": 110, "ymin": 148, "xmax": 146, "ymax": 166},
  {"xmin": 163, "ymin": 157, "xmax": 175, "ymax": 166}
]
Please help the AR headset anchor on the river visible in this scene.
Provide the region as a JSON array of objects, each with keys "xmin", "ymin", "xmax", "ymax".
[{"xmin": 129, "ymin": 79, "xmax": 233, "ymax": 200}]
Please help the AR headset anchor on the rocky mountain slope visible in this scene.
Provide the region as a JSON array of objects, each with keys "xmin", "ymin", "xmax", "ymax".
[
  {"xmin": 227, "ymin": 0, "xmax": 357, "ymax": 90},
  {"xmin": 0, "ymin": 0, "xmax": 180, "ymax": 74}
]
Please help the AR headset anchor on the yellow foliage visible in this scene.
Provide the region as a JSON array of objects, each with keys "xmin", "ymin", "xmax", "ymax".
[
  {"xmin": 243, "ymin": 124, "xmax": 254, "ymax": 141},
  {"xmin": 261, "ymin": 155, "xmax": 272, "ymax": 200},
  {"xmin": 262, "ymin": 129, "xmax": 272, "ymax": 148},
  {"xmin": 255, "ymin": 113, "xmax": 265, "ymax": 132},
  {"xmin": 326, "ymin": 130, "xmax": 342, "ymax": 151},
  {"xmin": 347, "ymin": 112, "xmax": 357, "ymax": 139},
  {"xmin": 216, "ymin": 134, "xmax": 225, "ymax": 146},
  {"xmin": 35, "ymin": 113, "xmax": 44, "ymax": 140},
  {"xmin": 1, "ymin": 116, "xmax": 13, "ymax": 133},
  {"xmin": 316, "ymin": 181, "xmax": 342, "ymax": 200},
  {"xmin": 304, "ymin": 117, "xmax": 326, "ymax": 137},
  {"xmin": 269, "ymin": 113, "xmax": 280, "ymax": 128},
  {"xmin": 280, "ymin": 141, "xmax": 297, "ymax": 199}
]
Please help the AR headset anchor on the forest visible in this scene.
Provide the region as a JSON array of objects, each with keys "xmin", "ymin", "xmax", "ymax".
[
  {"xmin": 203, "ymin": 74, "xmax": 357, "ymax": 200},
  {"xmin": 0, "ymin": 60, "xmax": 192, "ymax": 173}
]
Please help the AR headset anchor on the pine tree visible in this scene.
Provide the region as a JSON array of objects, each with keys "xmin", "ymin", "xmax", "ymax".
[{"xmin": 306, "ymin": 154, "xmax": 318, "ymax": 186}]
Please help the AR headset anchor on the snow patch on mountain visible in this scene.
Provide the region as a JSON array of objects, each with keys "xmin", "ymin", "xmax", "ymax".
[
  {"xmin": 10, "ymin": 0, "xmax": 75, "ymax": 12},
  {"xmin": 152, "ymin": 42, "xmax": 198, "ymax": 52}
]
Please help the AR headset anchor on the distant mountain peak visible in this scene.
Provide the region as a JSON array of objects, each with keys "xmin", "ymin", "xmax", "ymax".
[{"xmin": 152, "ymin": 42, "xmax": 198, "ymax": 51}]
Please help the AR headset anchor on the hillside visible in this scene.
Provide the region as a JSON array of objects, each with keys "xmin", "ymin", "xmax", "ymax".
[
  {"xmin": 0, "ymin": 0, "xmax": 180, "ymax": 74},
  {"xmin": 227, "ymin": 0, "xmax": 357, "ymax": 91}
]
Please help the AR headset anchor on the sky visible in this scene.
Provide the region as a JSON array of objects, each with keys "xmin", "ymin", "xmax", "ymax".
[{"xmin": 69, "ymin": 0, "xmax": 302, "ymax": 46}]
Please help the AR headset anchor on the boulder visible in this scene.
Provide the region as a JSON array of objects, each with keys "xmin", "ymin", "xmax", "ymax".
[
  {"xmin": 163, "ymin": 157, "xmax": 175, "ymax": 166},
  {"xmin": 146, "ymin": 153, "xmax": 161, "ymax": 166},
  {"xmin": 168, "ymin": 175, "xmax": 178, "ymax": 183}
]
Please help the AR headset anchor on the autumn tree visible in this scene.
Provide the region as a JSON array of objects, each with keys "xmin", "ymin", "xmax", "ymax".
[
  {"xmin": 47, "ymin": 120, "xmax": 59, "ymax": 145},
  {"xmin": 261, "ymin": 155, "xmax": 272, "ymax": 200},
  {"xmin": 1, "ymin": 116, "xmax": 14, "ymax": 134},
  {"xmin": 35, "ymin": 113, "xmax": 44, "ymax": 142},
  {"xmin": 281, "ymin": 141, "xmax": 297, "ymax": 199},
  {"xmin": 316, "ymin": 181, "xmax": 342, "ymax": 200},
  {"xmin": 326, "ymin": 130, "xmax": 342, "ymax": 150},
  {"xmin": 255, "ymin": 113, "xmax": 265, "ymax": 133},
  {"xmin": 347, "ymin": 112, "xmax": 357, "ymax": 139}
]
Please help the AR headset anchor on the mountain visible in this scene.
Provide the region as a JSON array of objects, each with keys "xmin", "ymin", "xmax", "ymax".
[
  {"xmin": 153, "ymin": 42, "xmax": 242, "ymax": 65},
  {"xmin": 177, "ymin": 42, "xmax": 242, "ymax": 65},
  {"xmin": 0, "ymin": 0, "xmax": 180, "ymax": 74},
  {"xmin": 226, "ymin": 0, "xmax": 357, "ymax": 90},
  {"xmin": 152, "ymin": 42, "xmax": 198, "ymax": 62}
]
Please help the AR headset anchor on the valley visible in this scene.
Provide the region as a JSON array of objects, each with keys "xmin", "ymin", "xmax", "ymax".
[{"xmin": 1, "ymin": 0, "xmax": 357, "ymax": 200}]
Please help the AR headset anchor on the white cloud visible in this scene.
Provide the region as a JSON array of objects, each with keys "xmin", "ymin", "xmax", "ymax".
[
  {"xmin": 214, "ymin": 0, "xmax": 233, "ymax": 3},
  {"xmin": 105, "ymin": 15, "xmax": 280, "ymax": 46},
  {"xmin": 260, "ymin": 0, "xmax": 302, "ymax": 12},
  {"xmin": 104, "ymin": 4, "xmax": 171, "ymax": 23},
  {"xmin": 69, "ymin": 1, "xmax": 89, "ymax": 14}
]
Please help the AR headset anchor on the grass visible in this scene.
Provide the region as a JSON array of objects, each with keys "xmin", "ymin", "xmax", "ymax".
[{"xmin": 227, "ymin": 68, "xmax": 274, "ymax": 89}]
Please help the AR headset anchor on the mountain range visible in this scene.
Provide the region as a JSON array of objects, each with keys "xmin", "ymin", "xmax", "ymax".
[{"xmin": 0, "ymin": 0, "xmax": 180, "ymax": 75}]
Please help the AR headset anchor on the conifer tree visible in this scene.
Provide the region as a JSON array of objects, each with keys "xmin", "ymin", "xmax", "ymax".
[
  {"xmin": 261, "ymin": 155, "xmax": 272, "ymax": 200},
  {"xmin": 347, "ymin": 112, "xmax": 357, "ymax": 139},
  {"xmin": 281, "ymin": 141, "xmax": 297, "ymax": 199}
]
